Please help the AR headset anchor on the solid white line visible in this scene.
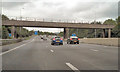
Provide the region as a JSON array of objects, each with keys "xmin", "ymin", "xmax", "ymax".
[
  {"xmin": 0, "ymin": 39, "xmax": 34, "ymax": 56},
  {"xmin": 50, "ymin": 50, "xmax": 54, "ymax": 52},
  {"xmin": 91, "ymin": 49, "xmax": 99, "ymax": 52},
  {"xmin": 66, "ymin": 63, "xmax": 80, "ymax": 72}
]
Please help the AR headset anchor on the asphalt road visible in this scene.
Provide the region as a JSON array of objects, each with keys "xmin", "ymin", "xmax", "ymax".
[{"xmin": 1, "ymin": 36, "xmax": 118, "ymax": 71}]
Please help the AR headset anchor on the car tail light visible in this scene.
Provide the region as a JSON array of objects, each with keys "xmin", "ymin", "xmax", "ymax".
[
  {"xmin": 53, "ymin": 38, "xmax": 55, "ymax": 40},
  {"xmin": 78, "ymin": 38, "xmax": 80, "ymax": 40},
  {"xmin": 70, "ymin": 38, "xmax": 72, "ymax": 40},
  {"xmin": 61, "ymin": 38, "xmax": 63, "ymax": 40}
]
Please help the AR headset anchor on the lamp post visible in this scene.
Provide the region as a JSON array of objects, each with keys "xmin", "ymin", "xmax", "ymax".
[
  {"xmin": 94, "ymin": 10, "xmax": 97, "ymax": 38},
  {"xmin": 20, "ymin": 8, "xmax": 24, "ymax": 38},
  {"xmin": 20, "ymin": 8, "xmax": 24, "ymax": 20}
]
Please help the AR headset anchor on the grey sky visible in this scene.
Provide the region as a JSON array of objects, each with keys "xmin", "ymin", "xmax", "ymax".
[{"xmin": 2, "ymin": 0, "xmax": 119, "ymax": 32}]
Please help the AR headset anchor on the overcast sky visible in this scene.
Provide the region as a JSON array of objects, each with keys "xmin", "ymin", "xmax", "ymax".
[{"xmin": 2, "ymin": 0, "xmax": 119, "ymax": 33}]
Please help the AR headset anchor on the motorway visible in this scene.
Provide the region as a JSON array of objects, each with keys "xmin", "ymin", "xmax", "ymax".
[{"xmin": 1, "ymin": 36, "xmax": 118, "ymax": 71}]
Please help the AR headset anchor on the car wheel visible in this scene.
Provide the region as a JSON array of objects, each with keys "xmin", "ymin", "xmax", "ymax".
[
  {"xmin": 67, "ymin": 42, "xmax": 69, "ymax": 44},
  {"xmin": 77, "ymin": 42, "xmax": 79, "ymax": 44},
  {"xmin": 70, "ymin": 42, "xmax": 72, "ymax": 44},
  {"xmin": 51, "ymin": 43, "xmax": 54, "ymax": 45}
]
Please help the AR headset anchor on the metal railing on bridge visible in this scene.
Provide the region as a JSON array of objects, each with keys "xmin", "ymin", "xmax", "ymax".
[{"xmin": 4, "ymin": 16, "xmax": 91, "ymax": 24}]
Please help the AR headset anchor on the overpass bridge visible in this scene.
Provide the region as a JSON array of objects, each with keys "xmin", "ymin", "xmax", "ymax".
[{"xmin": 2, "ymin": 17, "xmax": 115, "ymax": 39}]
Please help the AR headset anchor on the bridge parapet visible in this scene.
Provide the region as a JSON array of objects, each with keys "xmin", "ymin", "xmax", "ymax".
[{"xmin": 4, "ymin": 16, "xmax": 90, "ymax": 24}]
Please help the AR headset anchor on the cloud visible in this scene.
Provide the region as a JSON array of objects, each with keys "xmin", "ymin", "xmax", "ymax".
[{"xmin": 2, "ymin": 2, "xmax": 28, "ymax": 9}]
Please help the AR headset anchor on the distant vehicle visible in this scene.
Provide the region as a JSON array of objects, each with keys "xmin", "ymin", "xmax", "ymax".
[
  {"xmin": 67, "ymin": 36, "xmax": 80, "ymax": 44},
  {"xmin": 43, "ymin": 35, "xmax": 47, "ymax": 40},
  {"xmin": 43, "ymin": 37, "xmax": 47, "ymax": 40},
  {"xmin": 51, "ymin": 36, "xmax": 63, "ymax": 45}
]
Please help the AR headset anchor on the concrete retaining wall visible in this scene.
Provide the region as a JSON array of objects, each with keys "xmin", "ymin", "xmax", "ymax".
[{"xmin": 80, "ymin": 38, "xmax": 119, "ymax": 46}]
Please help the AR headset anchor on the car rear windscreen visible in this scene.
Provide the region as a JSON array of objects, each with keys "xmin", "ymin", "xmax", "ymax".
[
  {"xmin": 55, "ymin": 37, "xmax": 61, "ymax": 40},
  {"xmin": 72, "ymin": 38, "xmax": 78, "ymax": 40}
]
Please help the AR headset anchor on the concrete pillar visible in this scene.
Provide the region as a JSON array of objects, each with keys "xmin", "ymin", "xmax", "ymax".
[
  {"xmin": 11, "ymin": 26, "xmax": 15, "ymax": 38},
  {"xmin": 108, "ymin": 28, "xmax": 111, "ymax": 38},
  {"xmin": 64, "ymin": 28, "xmax": 69, "ymax": 39},
  {"xmin": 19, "ymin": 27, "xmax": 22, "ymax": 38},
  {"xmin": 94, "ymin": 29, "xmax": 97, "ymax": 38},
  {"xmin": 102, "ymin": 29, "xmax": 105, "ymax": 38}
]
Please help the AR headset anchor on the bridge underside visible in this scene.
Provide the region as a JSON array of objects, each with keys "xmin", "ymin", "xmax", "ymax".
[{"xmin": 2, "ymin": 20, "xmax": 115, "ymax": 39}]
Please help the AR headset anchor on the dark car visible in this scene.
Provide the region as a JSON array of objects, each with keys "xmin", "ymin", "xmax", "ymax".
[
  {"xmin": 51, "ymin": 36, "xmax": 63, "ymax": 45},
  {"xmin": 67, "ymin": 36, "xmax": 80, "ymax": 44}
]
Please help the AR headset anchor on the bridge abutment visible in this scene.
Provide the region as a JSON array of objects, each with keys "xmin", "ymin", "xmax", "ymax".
[{"xmin": 64, "ymin": 28, "xmax": 69, "ymax": 39}]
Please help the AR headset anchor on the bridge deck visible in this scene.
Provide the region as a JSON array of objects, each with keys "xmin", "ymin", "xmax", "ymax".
[{"xmin": 2, "ymin": 20, "xmax": 115, "ymax": 29}]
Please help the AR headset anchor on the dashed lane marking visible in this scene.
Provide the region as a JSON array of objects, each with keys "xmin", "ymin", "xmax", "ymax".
[
  {"xmin": 66, "ymin": 63, "xmax": 80, "ymax": 72},
  {"xmin": 50, "ymin": 50, "xmax": 54, "ymax": 52},
  {"xmin": 90, "ymin": 49, "xmax": 99, "ymax": 52},
  {"xmin": 104, "ymin": 46, "xmax": 107, "ymax": 47}
]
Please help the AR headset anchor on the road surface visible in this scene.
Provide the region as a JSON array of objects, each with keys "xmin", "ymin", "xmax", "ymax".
[{"xmin": 1, "ymin": 36, "xmax": 118, "ymax": 71}]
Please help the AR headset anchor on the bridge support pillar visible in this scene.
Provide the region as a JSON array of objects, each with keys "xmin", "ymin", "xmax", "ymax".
[
  {"xmin": 11, "ymin": 26, "xmax": 15, "ymax": 38},
  {"xmin": 94, "ymin": 29, "xmax": 97, "ymax": 38},
  {"xmin": 64, "ymin": 28, "xmax": 69, "ymax": 39},
  {"xmin": 102, "ymin": 29, "xmax": 105, "ymax": 38},
  {"xmin": 108, "ymin": 28, "xmax": 111, "ymax": 38},
  {"xmin": 19, "ymin": 27, "xmax": 22, "ymax": 38}
]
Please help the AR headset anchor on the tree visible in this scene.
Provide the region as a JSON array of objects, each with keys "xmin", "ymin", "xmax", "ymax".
[
  {"xmin": 112, "ymin": 16, "xmax": 120, "ymax": 37},
  {"xmin": 2, "ymin": 15, "xmax": 9, "ymax": 20},
  {"xmin": 58, "ymin": 32, "xmax": 63, "ymax": 37},
  {"xmin": 103, "ymin": 19, "xmax": 116, "ymax": 25},
  {"xmin": 91, "ymin": 21, "xmax": 102, "ymax": 24},
  {"xmin": 2, "ymin": 26, "xmax": 9, "ymax": 39}
]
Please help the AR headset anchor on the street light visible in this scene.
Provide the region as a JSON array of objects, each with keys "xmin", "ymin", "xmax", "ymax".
[
  {"xmin": 94, "ymin": 10, "xmax": 97, "ymax": 38},
  {"xmin": 20, "ymin": 8, "xmax": 24, "ymax": 20},
  {"xmin": 19, "ymin": 7, "xmax": 24, "ymax": 38}
]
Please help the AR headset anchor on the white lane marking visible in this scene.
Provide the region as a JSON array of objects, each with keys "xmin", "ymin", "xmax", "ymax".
[
  {"xmin": 90, "ymin": 49, "xmax": 99, "ymax": 52},
  {"xmin": 104, "ymin": 46, "xmax": 107, "ymax": 47},
  {"xmin": 66, "ymin": 63, "xmax": 80, "ymax": 72},
  {"xmin": 50, "ymin": 50, "xmax": 54, "ymax": 52},
  {"xmin": 0, "ymin": 39, "xmax": 34, "ymax": 56}
]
